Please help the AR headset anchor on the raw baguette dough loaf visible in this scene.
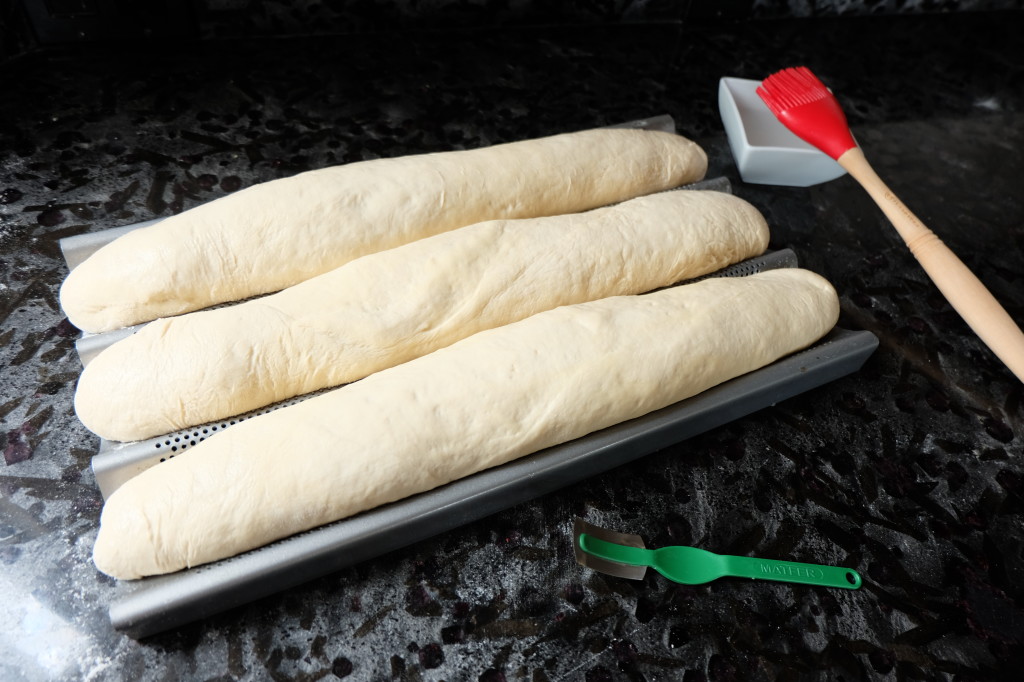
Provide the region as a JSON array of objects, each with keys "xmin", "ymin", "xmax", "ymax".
[
  {"xmin": 93, "ymin": 268, "xmax": 839, "ymax": 579},
  {"xmin": 75, "ymin": 190, "xmax": 769, "ymax": 442},
  {"xmin": 60, "ymin": 128, "xmax": 707, "ymax": 333}
]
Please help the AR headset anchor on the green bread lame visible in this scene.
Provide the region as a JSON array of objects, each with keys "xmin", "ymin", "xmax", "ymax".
[{"xmin": 578, "ymin": 533, "xmax": 861, "ymax": 590}]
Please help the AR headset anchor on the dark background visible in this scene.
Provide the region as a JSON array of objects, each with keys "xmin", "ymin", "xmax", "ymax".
[{"xmin": 4, "ymin": 0, "xmax": 1024, "ymax": 59}]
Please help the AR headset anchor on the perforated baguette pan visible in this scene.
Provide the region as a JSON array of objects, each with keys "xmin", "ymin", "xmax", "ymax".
[{"xmin": 57, "ymin": 115, "xmax": 878, "ymax": 636}]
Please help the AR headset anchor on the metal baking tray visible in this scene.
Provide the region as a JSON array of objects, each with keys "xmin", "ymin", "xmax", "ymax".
[{"xmin": 57, "ymin": 116, "xmax": 877, "ymax": 637}]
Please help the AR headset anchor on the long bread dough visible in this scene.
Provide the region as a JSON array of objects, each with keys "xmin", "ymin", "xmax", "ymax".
[
  {"xmin": 60, "ymin": 128, "xmax": 706, "ymax": 333},
  {"xmin": 93, "ymin": 269, "xmax": 839, "ymax": 579},
  {"xmin": 75, "ymin": 190, "xmax": 769, "ymax": 442}
]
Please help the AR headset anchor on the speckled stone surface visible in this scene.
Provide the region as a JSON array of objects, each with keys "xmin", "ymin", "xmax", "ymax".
[
  {"xmin": 197, "ymin": 0, "xmax": 685, "ymax": 38},
  {"xmin": 751, "ymin": 0, "xmax": 1024, "ymax": 17},
  {"xmin": 2, "ymin": 9, "xmax": 1023, "ymax": 681}
]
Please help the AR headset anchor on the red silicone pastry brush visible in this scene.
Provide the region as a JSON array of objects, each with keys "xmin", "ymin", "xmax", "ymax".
[{"xmin": 758, "ymin": 66, "xmax": 1024, "ymax": 383}]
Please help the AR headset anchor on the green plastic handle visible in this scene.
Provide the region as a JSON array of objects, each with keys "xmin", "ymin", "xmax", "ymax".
[{"xmin": 723, "ymin": 554, "xmax": 862, "ymax": 590}]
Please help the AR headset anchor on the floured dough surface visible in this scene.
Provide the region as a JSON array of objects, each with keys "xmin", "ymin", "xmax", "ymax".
[
  {"xmin": 93, "ymin": 268, "xmax": 839, "ymax": 579},
  {"xmin": 60, "ymin": 128, "xmax": 707, "ymax": 333},
  {"xmin": 75, "ymin": 190, "xmax": 769, "ymax": 442}
]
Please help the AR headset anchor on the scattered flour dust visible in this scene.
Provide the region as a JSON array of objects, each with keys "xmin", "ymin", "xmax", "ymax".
[{"xmin": 0, "ymin": 574, "xmax": 112, "ymax": 681}]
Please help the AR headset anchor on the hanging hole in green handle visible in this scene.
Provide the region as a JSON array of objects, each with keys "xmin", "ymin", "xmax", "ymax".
[{"xmin": 845, "ymin": 571, "xmax": 862, "ymax": 588}]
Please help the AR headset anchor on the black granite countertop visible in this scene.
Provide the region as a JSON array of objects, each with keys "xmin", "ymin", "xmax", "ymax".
[{"xmin": 2, "ymin": 9, "xmax": 1023, "ymax": 681}]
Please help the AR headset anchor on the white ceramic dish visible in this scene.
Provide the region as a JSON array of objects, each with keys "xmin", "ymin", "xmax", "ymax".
[{"xmin": 718, "ymin": 76, "xmax": 848, "ymax": 187}]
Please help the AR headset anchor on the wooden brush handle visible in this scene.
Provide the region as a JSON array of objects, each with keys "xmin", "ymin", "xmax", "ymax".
[{"xmin": 838, "ymin": 147, "xmax": 1024, "ymax": 383}]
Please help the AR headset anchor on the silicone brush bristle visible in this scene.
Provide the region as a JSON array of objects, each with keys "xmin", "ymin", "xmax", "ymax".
[
  {"xmin": 757, "ymin": 67, "xmax": 831, "ymax": 114},
  {"xmin": 756, "ymin": 66, "xmax": 858, "ymax": 160}
]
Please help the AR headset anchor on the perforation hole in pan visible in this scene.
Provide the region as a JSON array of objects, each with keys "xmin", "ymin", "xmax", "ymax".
[
  {"xmin": 687, "ymin": 257, "xmax": 771, "ymax": 282},
  {"xmin": 152, "ymin": 413, "xmax": 266, "ymax": 460},
  {"xmin": 146, "ymin": 389, "xmax": 335, "ymax": 461},
  {"xmin": 642, "ymin": 249, "xmax": 798, "ymax": 297},
  {"xmin": 155, "ymin": 426, "xmax": 217, "ymax": 461}
]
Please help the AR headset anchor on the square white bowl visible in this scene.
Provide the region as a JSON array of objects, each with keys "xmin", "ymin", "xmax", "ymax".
[{"xmin": 718, "ymin": 76, "xmax": 848, "ymax": 187}]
